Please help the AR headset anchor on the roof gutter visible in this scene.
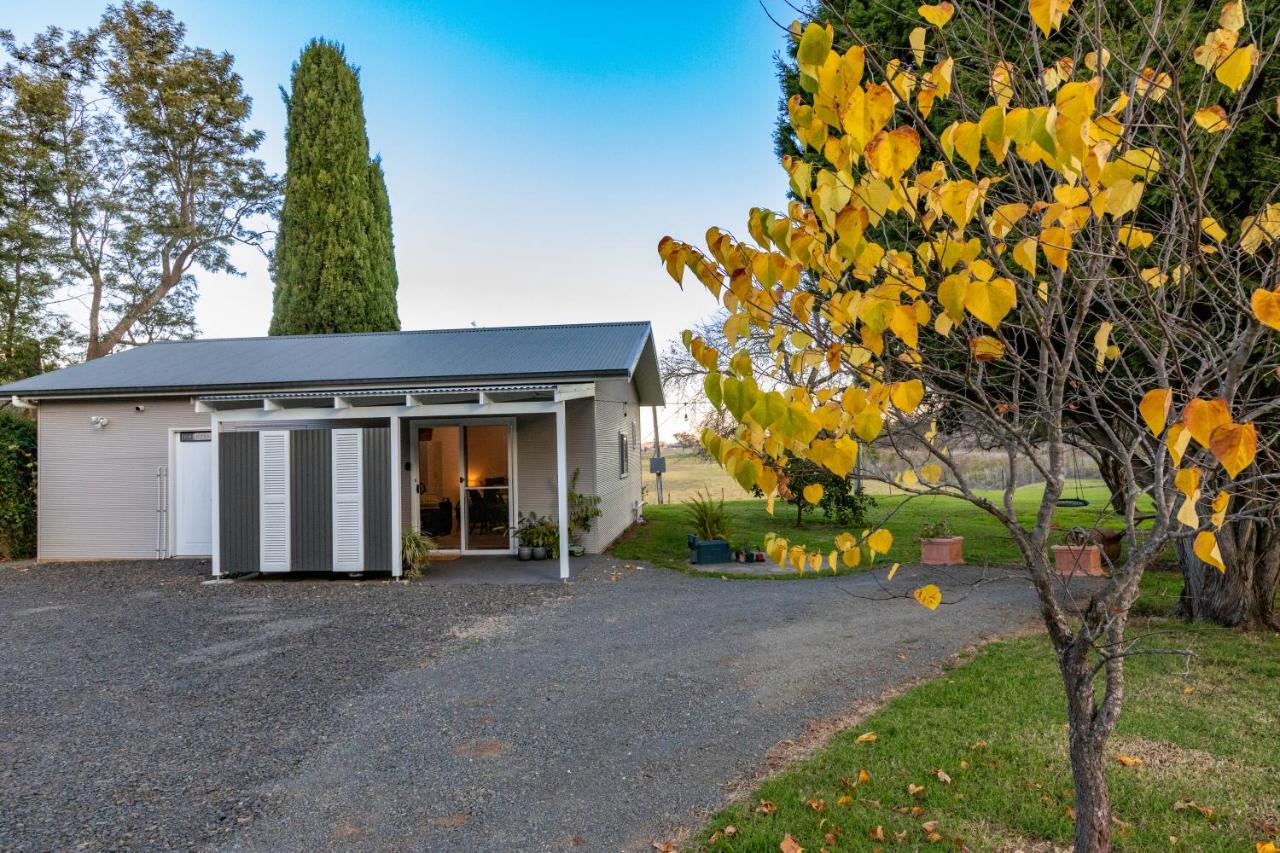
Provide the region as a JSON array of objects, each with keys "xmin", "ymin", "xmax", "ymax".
[{"xmin": 3, "ymin": 371, "xmax": 634, "ymax": 403}]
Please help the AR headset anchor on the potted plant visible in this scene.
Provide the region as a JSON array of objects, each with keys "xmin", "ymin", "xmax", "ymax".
[
  {"xmin": 684, "ymin": 489, "xmax": 732, "ymax": 564},
  {"xmin": 1052, "ymin": 527, "xmax": 1106, "ymax": 576},
  {"xmin": 505, "ymin": 514, "xmax": 532, "ymax": 560},
  {"xmin": 400, "ymin": 530, "xmax": 436, "ymax": 578},
  {"xmin": 567, "ymin": 469, "xmax": 600, "ymax": 557},
  {"xmin": 507, "ymin": 513, "xmax": 554, "ymax": 560},
  {"xmin": 919, "ymin": 519, "xmax": 964, "ymax": 566}
]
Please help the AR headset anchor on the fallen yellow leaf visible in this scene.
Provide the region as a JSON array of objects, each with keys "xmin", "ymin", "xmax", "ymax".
[
  {"xmin": 780, "ymin": 832, "xmax": 804, "ymax": 853},
  {"xmin": 914, "ymin": 583, "xmax": 942, "ymax": 610}
]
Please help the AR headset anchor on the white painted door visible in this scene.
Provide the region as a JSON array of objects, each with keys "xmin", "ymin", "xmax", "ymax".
[
  {"xmin": 259, "ymin": 430, "xmax": 291, "ymax": 572},
  {"xmin": 331, "ymin": 429, "xmax": 365, "ymax": 571},
  {"xmin": 174, "ymin": 431, "xmax": 213, "ymax": 556}
]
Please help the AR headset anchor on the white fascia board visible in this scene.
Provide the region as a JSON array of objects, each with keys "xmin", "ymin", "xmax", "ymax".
[
  {"xmin": 553, "ymin": 382, "xmax": 595, "ymax": 402},
  {"xmin": 217, "ymin": 399, "xmax": 561, "ymax": 423}
]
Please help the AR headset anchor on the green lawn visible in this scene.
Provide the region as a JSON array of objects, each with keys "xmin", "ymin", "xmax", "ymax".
[
  {"xmin": 614, "ymin": 483, "xmax": 1152, "ymax": 574},
  {"xmin": 694, "ymin": 598, "xmax": 1280, "ymax": 851}
]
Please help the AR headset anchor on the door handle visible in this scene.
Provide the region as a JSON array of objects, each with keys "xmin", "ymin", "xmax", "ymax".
[{"xmin": 415, "ymin": 482, "xmax": 425, "ymax": 495}]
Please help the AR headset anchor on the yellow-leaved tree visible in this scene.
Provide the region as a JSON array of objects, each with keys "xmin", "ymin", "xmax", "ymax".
[{"xmin": 659, "ymin": 1, "xmax": 1277, "ymax": 849}]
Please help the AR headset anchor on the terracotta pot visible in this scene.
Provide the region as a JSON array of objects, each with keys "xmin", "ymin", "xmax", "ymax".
[
  {"xmin": 921, "ymin": 536, "xmax": 964, "ymax": 566},
  {"xmin": 1052, "ymin": 544, "xmax": 1106, "ymax": 576},
  {"xmin": 1094, "ymin": 530, "xmax": 1122, "ymax": 563}
]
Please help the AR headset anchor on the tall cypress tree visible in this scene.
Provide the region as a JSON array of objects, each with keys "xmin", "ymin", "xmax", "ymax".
[
  {"xmin": 270, "ymin": 40, "xmax": 399, "ymax": 335},
  {"xmin": 366, "ymin": 156, "xmax": 400, "ymax": 331}
]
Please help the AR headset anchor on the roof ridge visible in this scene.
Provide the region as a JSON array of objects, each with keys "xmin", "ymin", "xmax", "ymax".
[{"xmin": 150, "ymin": 320, "xmax": 653, "ymax": 346}]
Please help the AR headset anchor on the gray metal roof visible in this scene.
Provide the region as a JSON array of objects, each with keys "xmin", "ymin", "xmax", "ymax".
[{"xmin": 1, "ymin": 321, "xmax": 665, "ymax": 405}]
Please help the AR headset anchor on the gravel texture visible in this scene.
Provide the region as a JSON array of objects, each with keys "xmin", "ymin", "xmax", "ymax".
[
  {"xmin": 1, "ymin": 556, "xmax": 1041, "ymax": 852},
  {"xmin": 0, "ymin": 559, "xmax": 565, "ymax": 851}
]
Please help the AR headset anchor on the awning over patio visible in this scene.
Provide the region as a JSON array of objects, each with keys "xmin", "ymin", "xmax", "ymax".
[{"xmin": 199, "ymin": 382, "xmax": 592, "ymax": 581}]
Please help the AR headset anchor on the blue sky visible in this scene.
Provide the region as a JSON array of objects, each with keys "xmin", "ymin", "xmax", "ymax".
[{"xmin": 9, "ymin": 0, "xmax": 792, "ymax": 361}]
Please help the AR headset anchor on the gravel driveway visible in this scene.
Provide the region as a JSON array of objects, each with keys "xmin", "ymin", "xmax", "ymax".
[{"xmin": 1, "ymin": 556, "xmax": 1039, "ymax": 852}]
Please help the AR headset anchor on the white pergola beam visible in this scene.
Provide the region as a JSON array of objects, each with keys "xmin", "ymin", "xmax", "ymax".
[
  {"xmin": 554, "ymin": 383, "xmax": 595, "ymax": 402},
  {"xmin": 390, "ymin": 414, "xmax": 403, "ymax": 578},
  {"xmin": 210, "ymin": 413, "xmax": 221, "ymax": 577},
  {"xmin": 555, "ymin": 401, "xmax": 570, "ymax": 581},
  {"xmin": 263, "ymin": 398, "xmax": 283, "ymax": 411}
]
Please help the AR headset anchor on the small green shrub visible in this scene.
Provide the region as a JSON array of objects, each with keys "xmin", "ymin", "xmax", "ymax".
[
  {"xmin": 683, "ymin": 489, "xmax": 730, "ymax": 541},
  {"xmin": 510, "ymin": 513, "xmax": 559, "ymax": 550},
  {"xmin": 400, "ymin": 530, "xmax": 436, "ymax": 577},
  {"xmin": 919, "ymin": 518, "xmax": 954, "ymax": 540},
  {"xmin": 0, "ymin": 410, "xmax": 37, "ymax": 561}
]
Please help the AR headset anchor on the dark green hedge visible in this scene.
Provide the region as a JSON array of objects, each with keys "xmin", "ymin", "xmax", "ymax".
[{"xmin": 0, "ymin": 409, "xmax": 37, "ymax": 561}]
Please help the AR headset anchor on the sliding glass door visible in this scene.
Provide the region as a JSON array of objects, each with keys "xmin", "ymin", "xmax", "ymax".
[{"xmin": 413, "ymin": 421, "xmax": 514, "ymax": 553}]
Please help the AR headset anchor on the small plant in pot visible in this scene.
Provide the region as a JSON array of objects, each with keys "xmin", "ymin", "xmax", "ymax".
[
  {"xmin": 919, "ymin": 519, "xmax": 963, "ymax": 566},
  {"xmin": 567, "ymin": 468, "xmax": 600, "ymax": 558},
  {"xmin": 683, "ymin": 489, "xmax": 732, "ymax": 564},
  {"xmin": 509, "ymin": 513, "xmax": 555, "ymax": 560},
  {"xmin": 1052, "ymin": 526, "xmax": 1107, "ymax": 577}
]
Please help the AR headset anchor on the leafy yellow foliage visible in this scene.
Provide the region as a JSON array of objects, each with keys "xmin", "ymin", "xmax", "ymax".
[
  {"xmin": 1139, "ymin": 388, "xmax": 1172, "ymax": 436},
  {"xmin": 1209, "ymin": 422, "xmax": 1257, "ymax": 479},
  {"xmin": 1193, "ymin": 105, "xmax": 1230, "ymax": 133},
  {"xmin": 657, "ymin": 0, "xmax": 1279, "ymax": 601},
  {"xmin": 1194, "ymin": 530, "xmax": 1226, "ymax": 572},
  {"xmin": 1184, "ymin": 398, "xmax": 1231, "ymax": 448},
  {"xmin": 917, "ymin": 3, "xmax": 955, "ymax": 27}
]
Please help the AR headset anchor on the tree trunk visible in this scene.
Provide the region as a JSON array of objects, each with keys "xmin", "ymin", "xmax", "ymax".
[
  {"xmin": 1176, "ymin": 517, "xmax": 1280, "ymax": 631},
  {"xmin": 1096, "ymin": 454, "xmax": 1129, "ymax": 515},
  {"xmin": 1061, "ymin": 642, "xmax": 1113, "ymax": 852}
]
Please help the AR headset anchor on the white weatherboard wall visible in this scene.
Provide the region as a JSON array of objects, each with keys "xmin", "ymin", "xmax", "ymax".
[
  {"xmin": 515, "ymin": 402, "xmax": 594, "ymax": 540},
  {"xmin": 37, "ymin": 398, "xmax": 209, "ymax": 560},
  {"xmin": 589, "ymin": 379, "xmax": 643, "ymax": 552}
]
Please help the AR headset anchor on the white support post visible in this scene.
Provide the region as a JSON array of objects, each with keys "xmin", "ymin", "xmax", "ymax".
[
  {"xmin": 390, "ymin": 415, "xmax": 403, "ymax": 578},
  {"xmin": 555, "ymin": 401, "xmax": 570, "ymax": 581},
  {"xmin": 210, "ymin": 413, "xmax": 221, "ymax": 577}
]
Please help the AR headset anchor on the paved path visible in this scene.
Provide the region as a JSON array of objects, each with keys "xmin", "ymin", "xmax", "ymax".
[{"xmin": 226, "ymin": 560, "xmax": 1039, "ymax": 852}]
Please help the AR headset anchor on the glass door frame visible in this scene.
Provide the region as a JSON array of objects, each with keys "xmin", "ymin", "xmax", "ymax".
[{"xmin": 408, "ymin": 417, "xmax": 518, "ymax": 555}]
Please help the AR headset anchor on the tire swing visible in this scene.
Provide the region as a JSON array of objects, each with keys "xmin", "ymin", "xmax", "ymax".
[{"xmin": 1058, "ymin": 447, "xmax": 1091, "ymax": 508}]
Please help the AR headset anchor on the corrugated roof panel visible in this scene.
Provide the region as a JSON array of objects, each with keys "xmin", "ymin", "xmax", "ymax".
[{"xmin": 1, "ymin": 322, "xmax": 658, "ymax": 400}]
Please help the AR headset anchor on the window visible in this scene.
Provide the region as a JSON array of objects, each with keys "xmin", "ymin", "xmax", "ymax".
[{"xmin": 619, "ymin": 431, "xmax": 630, "ymax": 478}]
